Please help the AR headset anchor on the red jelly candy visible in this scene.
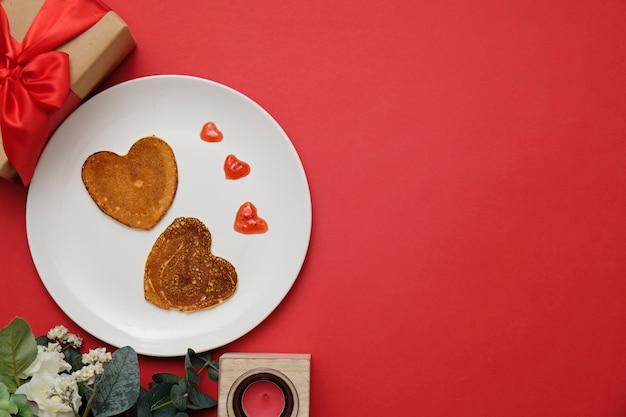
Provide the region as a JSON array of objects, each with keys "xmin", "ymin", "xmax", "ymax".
[
  {"xmin": 200, "ymin": 121, "xmax": 223, "ymax": 142},
  {"xmin": 224, "ymin": 154, "xmax": 251, "ymax": 179},
  {"xmin": 234, "ymin": 202, "xmax": 268, "ymax": 234}
]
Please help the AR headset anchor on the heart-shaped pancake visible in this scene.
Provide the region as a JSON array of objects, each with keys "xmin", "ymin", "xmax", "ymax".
[
  {"xmin": 81, "ymin": 136, "xmax": 178, "ymax": 230},
  {"xmin": 144, "ymin": 217, "xmax": 238, "ymax": 312}
]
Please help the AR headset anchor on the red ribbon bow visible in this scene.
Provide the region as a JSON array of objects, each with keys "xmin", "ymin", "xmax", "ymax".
[{"xmin": 0, "ymin": 0, "xmax": 109, "ymax": 184}]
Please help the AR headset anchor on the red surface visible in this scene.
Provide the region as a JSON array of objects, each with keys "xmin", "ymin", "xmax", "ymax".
[{"xmin": 3, "ymin": 1, "xmax": 626, "ymax": 416}]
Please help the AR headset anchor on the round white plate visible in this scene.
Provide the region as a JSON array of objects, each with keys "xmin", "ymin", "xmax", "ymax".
[{"xmin": 26, "ymin": 75, "xmax": 311, "ymax": 357}]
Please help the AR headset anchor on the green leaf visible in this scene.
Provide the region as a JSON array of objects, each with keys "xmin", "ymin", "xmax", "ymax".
[
  {"xmin": 187, "ymin": 388, "xmax": 216, "ymax": 410},
  {"xmin": 184, "ymin": 350, "xmax": 194, "ymax": 372},
  {"xmin": 63, "ymin": 347, "xmax": 83, "ymax": 372},
  {"xmin": 185, "ymin": 349, "xmax": 205, "ymax": 369},
  {"xmin": 0, "ymin": 399, "xmax": 17, "ymax": 415},
  {"xmin": 0, "ymin": 409, "xmax": 10, "ymax": 417},
  {"xmin": 152, "ymin": 403, "xmax": 177, "ymax": 417},
  {"xmin": 0, "ymin": 318, "xmax": 37, "ymax": 392},
  {"xmin": 169, "ymin": 384, "xmax": 186, "ymax": 411},
  {"xmin": 91, "ymin": 346, "xmax": 140, "ymax": 417},
  {"xmin": 34, "ymin": 336, "xmax": 50, "ymax": 346},
  {"xmin": 188, "ymin": 350, "xmax": 219, "ymax": 383},
  {"xmin": 11, "ymin": 394, "xmax": 35, "ymax": 417},
  {"xmin": 185, "ymin": 349, "xmax": 219, "ymax": 382},
  {"xmin": 0, "ymin": 383, "xmax": 8, "ymax": 401},
  {"xmin": 152, "ymin": 373, "xmax": 181, "ymax": 384},
  {"xmin": 133, "ymin": 388, "xmax": 151, "ymax": 417},
  {"xmin": 149, "ymin": 380, "xmax": 175, "ymax": 408},
  {"xmin": 206, "ymin": 359, "xmax": 219, "ymax": 383},
  {"xmin": 184, "ymin": 367, "xmax": 199, "ymax": 387}
]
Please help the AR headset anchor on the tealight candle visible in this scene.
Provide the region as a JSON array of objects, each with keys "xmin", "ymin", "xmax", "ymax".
[
  {"xmin": 218, "ymin": 353, "xmax": 310, "ymax": 417},
  {"xmin": 241, "ymin": 380, "xmax": 286, "ymax": 417}
]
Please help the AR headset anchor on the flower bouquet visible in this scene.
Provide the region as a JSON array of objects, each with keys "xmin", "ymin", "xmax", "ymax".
[{"xmin": 0, "ymin": 318, "xmax": 219, "ymax": 417}]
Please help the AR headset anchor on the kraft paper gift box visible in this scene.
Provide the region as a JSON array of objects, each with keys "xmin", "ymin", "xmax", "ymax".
[{"xmin": 0, "ymin": 0, "xmax": 135, "ymax": 184}]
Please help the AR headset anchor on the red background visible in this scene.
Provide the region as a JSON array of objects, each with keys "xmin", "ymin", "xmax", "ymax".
[{"xmin": 3, "ymin": 0, "xmax": 626, "ymax": 416}]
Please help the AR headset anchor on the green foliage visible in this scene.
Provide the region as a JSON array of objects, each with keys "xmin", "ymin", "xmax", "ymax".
[
  {"xmin": 0, "ymin": 383, "xmax": 34, "ymax": 417},
  {"xmin": 0, "ymin": 318, "xmax": 37, "ymax": 393},
  {"xmin": 134, "ymin": 350, "xmax": 218, "ymax": 417},
  {"xmin": 6, "ymin": 393, "xmax": 35, "ymax": 417},
  {"xmin": 186, "ymin": 349, "xmax": 219, "ymax": 383},
  {"xmin": 0, "ymin": 318, "xmax": 219, "ymax": 417},
  {"xmin": 0, "ymin": 385, "xmax": 17, "ymax": 415},
  {"xmin": 91, "ymin": 346, "xmax": 140, "ymax": 417}
]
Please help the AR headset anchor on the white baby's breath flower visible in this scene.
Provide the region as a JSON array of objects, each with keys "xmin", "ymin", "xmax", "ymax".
[
  {"xmin": 82, "ymin": 347, "xmax": 111, "ymax": 366},
  {"xmin": 72, "ymin": 365, "xmax": 95, "ymax": 385},
  {"xmin": 46, "ymin": 326, "xmax": 69, "ymax": 341},
  {"xmin": 93, "ymin": 362, "xmax": 105, "ymax": 375},
  {"xmin": 64, "ymin": 334, "xmax": 83, "ymax": 349},
  {"xmin": 73, "ymin": 348, "xmax": 111, "ymax": 385},
  {"xmin": 19, "ymin": 345, "xmax": 71, "ymax": 379},
  {"xmin": 46, "ymin": 325, "xmax": 83, "ymax": 349},
  {"xmin": 72, "ymin": 363, "xmax": 105, "ymax": 386},
  {"xmin": 42, "ymin": 342, "xmax": 62, "ymax": 353},
  {"xmin": 15, "ymin": 372, "xmax": 81, "ymax": 417}
]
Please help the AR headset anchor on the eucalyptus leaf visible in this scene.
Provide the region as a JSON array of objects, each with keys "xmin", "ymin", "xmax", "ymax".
[
  {"xmin": 63, "ymin": 347, "xmax": 84, "ymax": 372},
  {"xmin": 206, "ymin": 359, "xmax": 219, "ymax": 383},
  {"xmin": 185, "ymin": 367, "xmax": 199, "ymax": 387},
  {"xmin": 152, "ymin": 402, "xmax": 177, "ymax": 417},
  {"xmin": 199, "ymin": 352, "xmax": 219, "ymax": 382},
  {"xmin": 184, "ymin": 351, "xmax": 193, "ymax": 373},
  {"xmin": 92, "ymin": 346, "xmax": 140, "ymax": 417},
  {"xmin": 186, "ymin": 349, "xmax": 212, "ymax": 369},
  {"xmin": 169, "ymin": 384, "xmax": 187, "ymax": 411},
  {"xmin": 152, "ymin": 373, "xmax": 182, "ymax": 384},
  {"xmin": 34, "ymin": 336, "xmax": 50, "ymax": 346},
  {"xmin": 0, "ymin": 318, "xmax": 37, "ymax": 392},
  {"xmin": 185, "ymin": 349, "xmax": 219, "ymax": 382},
  {"xmin": 174, "ymin": 412, "xmax": 188, "ymax": 417},
  {"xmin": 133, "ymin": 388, "xmax": 151, "ymax": 417},
  {"xmin": 149, "ymin": 380, "xmax": 176, "ymax": 407},
  {"xmin": 187, "ymin": 388, "xmax": 217, "ymax": 410}
]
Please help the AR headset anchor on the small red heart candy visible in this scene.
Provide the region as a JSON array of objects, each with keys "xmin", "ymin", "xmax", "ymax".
[
  {"xmin": 234, "ymin": 202, "xmax": 268, "ymax": 234},
  {"xmin": 200, "ymin": 121, "xmax": 223, "ymax": 142},
  {"xmin": 224, "ymin": 154, "xmax": 251, "ymax": 179}
]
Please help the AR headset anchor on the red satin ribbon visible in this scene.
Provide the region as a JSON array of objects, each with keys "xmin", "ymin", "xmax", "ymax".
[{"xmin": 0, "ymin": 0, "xmax": 110, "ymax": 184}]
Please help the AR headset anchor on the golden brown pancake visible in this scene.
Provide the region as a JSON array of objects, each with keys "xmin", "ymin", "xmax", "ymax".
[
  {"xmin": 144, "ymin": 217, "xmax": 238, "ymax": 312},
  {"xmin": 81, "ymin": 136, "xmax": 178, "ymax": 230}
]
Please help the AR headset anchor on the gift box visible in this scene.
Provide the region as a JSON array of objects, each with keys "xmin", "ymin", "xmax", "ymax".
[{"xmin": 0, "ymin": 0, "xmax": 135, "ymax": 184}]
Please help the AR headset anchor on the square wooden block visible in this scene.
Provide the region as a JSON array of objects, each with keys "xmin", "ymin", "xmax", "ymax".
[{"xmin": 218, "ymin": 353, "xmax": 311, "ymax": 417}]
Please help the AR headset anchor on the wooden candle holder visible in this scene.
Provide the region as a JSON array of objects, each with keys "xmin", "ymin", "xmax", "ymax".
[{"xmin": 218, "ymin": 353, "xmax": 311, "ymax": 417}]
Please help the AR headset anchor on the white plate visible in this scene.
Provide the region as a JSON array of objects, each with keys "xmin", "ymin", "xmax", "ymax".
[{"xmin": 26, "ymin": 75, "xmax": 311, "ymax": 357}]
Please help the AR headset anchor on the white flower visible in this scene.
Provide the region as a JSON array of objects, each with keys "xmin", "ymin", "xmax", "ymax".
[
  {"xmin": 63, "ymin": 334, "xmax": 83, "ymax": 349},
  {"xmin": 15, "ymin": 372, "xmax": 81, "ymax": 417},
  {"xmin": 47, "ymin": 326, "xmax": 82, "ymax": 349},
  {"xmin": 72, "ymin": 364, "xmax": 103, "ymax": 385},
  {"xmin": 42, "ymin": 342, "xmax": 62, "ymax": 353},
  {"xmin": 19, "ymin": 346, "xmax": 71, "ymax": 379},
  {"xmin": 46, "ymin": 326, "xmax": 69, "ymax": 341},
  {"xmin": 81, "ymin": 348, "xmax": 111, "ymax": 366},
  {"xmin": 73, "ymin": 348, "xmax": 110, "ymax": 385}
]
